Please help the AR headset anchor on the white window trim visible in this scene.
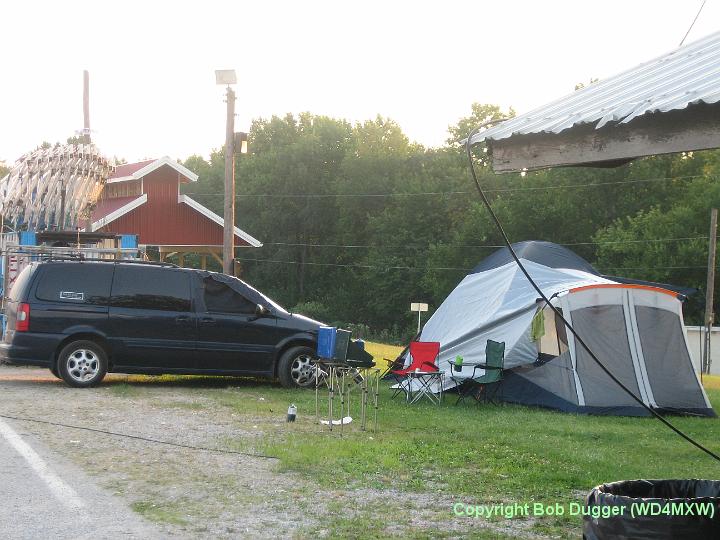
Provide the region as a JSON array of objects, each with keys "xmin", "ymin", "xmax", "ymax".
[{"xmin": 90, "ymin": 194, "xmax": 148, "ymax": 231}]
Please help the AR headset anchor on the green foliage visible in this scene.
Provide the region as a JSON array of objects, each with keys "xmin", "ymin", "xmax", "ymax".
[
  {"xmin": 594, "ymin": 160, "xmax": 720, "ymax": 323},
  {"xmin": 180, "ymin": 105, "xmax": 720, "ymax": 336},
  {"xmin": 445, "ymin": 102, "xmax": 513, "ymax": 147},
  {"xmin": 290, "ymin": 300, "xmax": 332, "ymax": 322}
]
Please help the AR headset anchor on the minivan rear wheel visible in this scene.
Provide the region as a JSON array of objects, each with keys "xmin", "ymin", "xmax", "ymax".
[
  {"xmin": 278, "ymin": 346, "xmax": 318, "ymax": 388},
  {"xmin": 57, "ymin": 340, "xmax": 108, "ymax": 388}
]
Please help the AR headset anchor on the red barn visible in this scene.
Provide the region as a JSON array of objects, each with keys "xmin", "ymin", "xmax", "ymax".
[{"xmin": 91, "ymin": 157, "xmax": 261, "ymax": 270}]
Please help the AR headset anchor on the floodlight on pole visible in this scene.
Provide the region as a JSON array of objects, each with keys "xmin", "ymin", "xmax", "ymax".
[
  {"xmin": 234, "ymin": 132, "xmax": 248, "ymax": 155},
  {"xmin": 215, "ymin": 70, "xmax": 237, "ymax": 86},
  {"xmin": 216, "ymin": 69, "xmax": 238, "ymax": 275}
]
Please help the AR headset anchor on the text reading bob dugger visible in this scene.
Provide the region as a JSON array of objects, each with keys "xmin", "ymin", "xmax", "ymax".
[{"xmin": 453, "ymin": 502, "xmax": 715, "ymax": 520}]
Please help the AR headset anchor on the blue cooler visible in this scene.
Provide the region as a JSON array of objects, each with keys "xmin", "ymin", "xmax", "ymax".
[{"xmin": 317, "ymin": 326, "xmax": 337, "ymax": 359}]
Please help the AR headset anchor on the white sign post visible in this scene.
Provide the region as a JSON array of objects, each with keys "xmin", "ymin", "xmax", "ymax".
[{"xmin": 410, "ymin": 302, "xmax": 429, "ymax": 334}]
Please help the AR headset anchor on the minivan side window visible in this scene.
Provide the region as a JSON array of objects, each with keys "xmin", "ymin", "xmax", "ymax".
[
  {"xmin": 203, "ymin": 278, "xmax": 257, "ymax": 315},
  {"xmin": 111, "ymin": 266, "xmax": 191, "ymax": 312},
  {"xmin": 36, "ymin": 264, "xmax": 113, "ymax": 305}
]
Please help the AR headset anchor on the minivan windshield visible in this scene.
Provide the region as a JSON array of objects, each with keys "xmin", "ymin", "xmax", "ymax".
[
  {"xmin": 237, "ymin": 279, "xmax": 289, "ymax": 315},
  {"xmin": 208, "ymin": 272, "xmax": 289, "ymax": 315}
]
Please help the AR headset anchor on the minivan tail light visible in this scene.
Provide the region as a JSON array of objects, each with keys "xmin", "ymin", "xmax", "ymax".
[{"xmin": 16, "ymin": 303, "xmax": 30, "ymax": 332}]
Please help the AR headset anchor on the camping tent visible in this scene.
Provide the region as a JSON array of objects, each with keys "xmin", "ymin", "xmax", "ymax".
[{"xmin": 418, "ymin": 241, "xmax": 714, "ymax": 417}]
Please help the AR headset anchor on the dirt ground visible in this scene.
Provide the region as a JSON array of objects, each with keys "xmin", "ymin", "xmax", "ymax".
[{"xmin": 0, "ymin": 366, "xmax": 541, "ymax": 539}]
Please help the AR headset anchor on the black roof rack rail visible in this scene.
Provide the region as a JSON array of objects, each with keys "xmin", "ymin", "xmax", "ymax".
[{"xmin": 40, "ymin": 255, "xmax": 179, "ymax": 268}]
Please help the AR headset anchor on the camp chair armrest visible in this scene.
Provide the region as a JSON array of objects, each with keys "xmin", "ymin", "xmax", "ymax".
[
  {"xmin": 470, "ymin": 364, "xmax": 501, "ymax": 379},
  {"xmin": 384, "ymin": 357, "xmax": 403, "ymax": 370},
  {"xmin": 392, "ymin": 363, "xmax": 438, "ymax": 376}
]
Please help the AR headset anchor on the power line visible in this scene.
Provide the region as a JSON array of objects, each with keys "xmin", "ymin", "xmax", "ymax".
[
  {"xmin": 679, "ymin": 0, "xmax": 707, "ymax": 47},
  {"xmin": 256, "ymin": 236, "xmax": 709, "ymax": 250},
  {"xmin": 182, "ymin": 174, "xmax": 709, "ymax": 200},
  {"xmin": 600, "ymin": 265, "xmax": 714, "ymax": 271},
  {"xmin": 237, "ymin": 256, "xmax": 719, "ymax": 274},
  {"xmin": 0, "ymin": 413, "xmax": 278, "ymax": 460},
  {"xmin": 566, "ymin": 236, "xmax": 708, "ymax": 246},
  {"xmin": 236, "ymin": 257, "xmax": 469, "ymax": 271}
]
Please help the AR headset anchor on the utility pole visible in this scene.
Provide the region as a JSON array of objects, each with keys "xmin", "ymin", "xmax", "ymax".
[
  {"xmin": 223, "ymin": 86, "xmax": 236, "ymax": 275},
  {"xmin": 703, "ymin": 208, "xmax": 718, "ymax": 374},
  {"xmin": 60, "ymin": 70, "xmax": 91, "ymax": 230},
  {"xmin": 83, "ymin": 70, "xmax": 91, "ymax": 144}
]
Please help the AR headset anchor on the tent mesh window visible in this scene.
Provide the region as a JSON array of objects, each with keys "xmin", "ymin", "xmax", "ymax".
[
  {"xmin": 573, "ymin": 305, "xmax": 643, "ymax": 407},
  {"xmin": 634, "ymin": 306, "xmax": 707, "ymax": 410}
]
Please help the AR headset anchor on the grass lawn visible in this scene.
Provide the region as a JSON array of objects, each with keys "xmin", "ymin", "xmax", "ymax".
[
  {"xmin": 206, "ymin": 345, "xmax": 720, "ymax": 538},
  {"xmin": 102, "ymin": 344, "xmax": 719, "ymax": 537}
]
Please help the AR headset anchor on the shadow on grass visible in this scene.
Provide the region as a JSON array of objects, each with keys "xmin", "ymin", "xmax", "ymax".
[
  {"xmin": 102, "ymin": 373, "xmax": 282, "ymax": 390},
  {"xmin": 0, "ymin": 365, "xmax": 283, "ymax": 390}
]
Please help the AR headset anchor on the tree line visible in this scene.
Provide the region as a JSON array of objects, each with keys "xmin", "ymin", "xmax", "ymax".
[{"xmin": 178, "ymin": 104, "xmax": 720, "ymax": 342}]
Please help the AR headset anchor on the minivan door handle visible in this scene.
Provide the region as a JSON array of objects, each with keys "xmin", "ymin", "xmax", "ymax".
[
  {"xmin": 199, "ymin": 317, "xmax": 216, "ymax": 326},
  {"xmin": 175, "ymin": 315, "xmax": 192, "ymax": 325}
]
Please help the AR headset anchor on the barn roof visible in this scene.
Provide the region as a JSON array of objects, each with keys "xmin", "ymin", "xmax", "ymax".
[
  {"xmin": 90, "ymin": 194, "xmax": 262, "ymax": 247},
  {"xmin": 111, "ymin": 159, "xmax": 155, "ymax": 179},
  {"xmin": 91, "ymin": 194, "xmax": 148, "ymax": 231},
  {"xmin": 469, "ymin": 30, "xmax": 720, "ymax": 146},
  {"xmin": 108, "ymin": 156, "xmax": 199, "ymax": 184}
]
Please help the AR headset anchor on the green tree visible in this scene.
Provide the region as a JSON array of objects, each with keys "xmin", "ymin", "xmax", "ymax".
[
  {"xmin": 446, "ymin": 103, "xmax": 513, "ymax": 147},
  {"xmin": 594, "ymin": 150, "xmax": 720, "ymax": 323}
]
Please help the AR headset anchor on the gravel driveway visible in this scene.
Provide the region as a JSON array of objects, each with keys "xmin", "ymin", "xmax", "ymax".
[{"xmin": 0, "ymin": 366, "xmax": 541, "ymax": 539}]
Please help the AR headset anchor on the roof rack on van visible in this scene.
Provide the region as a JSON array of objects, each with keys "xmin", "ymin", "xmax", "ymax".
[{"xmin": 41, "ymin": 255, "xmax": 179, "ymax": 268}]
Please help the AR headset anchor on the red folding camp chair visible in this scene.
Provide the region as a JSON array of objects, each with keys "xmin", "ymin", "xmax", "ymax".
[{"xmin": 390, "ymin": 341, "xmax": 440, "ymax": 401}]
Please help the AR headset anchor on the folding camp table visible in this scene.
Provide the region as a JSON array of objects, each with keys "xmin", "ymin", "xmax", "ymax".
[{"xmin": 315, "ymin": 360, "xmax": 380, "ymax": 435}]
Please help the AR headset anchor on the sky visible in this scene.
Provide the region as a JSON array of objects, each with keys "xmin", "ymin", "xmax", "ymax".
[{"xmin": 1, "ymin": 0, "xmax": 719, "ymax": 165}]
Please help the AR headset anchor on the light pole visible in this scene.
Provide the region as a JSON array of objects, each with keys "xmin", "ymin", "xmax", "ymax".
[{"xmin": 216, "ymin": 70, "xmax": 237, "ymax": 275}]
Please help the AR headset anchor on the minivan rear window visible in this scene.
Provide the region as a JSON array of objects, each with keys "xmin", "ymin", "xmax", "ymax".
[
  {"xmin": 111, "ymin": 266, "xmax": 191, "ymax": 312},
  {"xmin": 35, "ymin": 264, "xmax": 114, "ymax": 305},
  {"xmin": 8, "ymin": 265, "xmax": 33, "ymax": 302}
]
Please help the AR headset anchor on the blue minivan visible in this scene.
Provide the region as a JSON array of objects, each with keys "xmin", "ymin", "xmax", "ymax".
[{"xmin": 0, "ymin": 260, "xmax": 334, "ymax": 388}]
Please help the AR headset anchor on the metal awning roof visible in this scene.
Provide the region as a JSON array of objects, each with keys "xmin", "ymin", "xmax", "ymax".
[{"xmin": 470, "ymin": 30, "xmax": 720, "ymax": 146}]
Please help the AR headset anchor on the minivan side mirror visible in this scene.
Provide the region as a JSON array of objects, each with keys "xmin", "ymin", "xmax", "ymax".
[{"xmin": 255, "ymin": 304, "xmax": 271, "ymax": 318}]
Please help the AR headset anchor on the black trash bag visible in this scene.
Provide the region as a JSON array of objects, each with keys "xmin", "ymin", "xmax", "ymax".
[{"xmin": 583, "ymin": 479, "xmax": 720, "ymax": 540}]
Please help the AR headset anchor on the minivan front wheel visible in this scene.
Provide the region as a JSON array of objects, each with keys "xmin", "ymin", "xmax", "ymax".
[
  {"xmin": 49, "ymin": 365, "xmax": 61, "ymax": 379},
  {"xmin": 278, "ymin": 346, "xmax": 318, "ymax": 388},
  {"xmin": 57, "ymin": 340, "xmax": 108, "ymax": 388}
]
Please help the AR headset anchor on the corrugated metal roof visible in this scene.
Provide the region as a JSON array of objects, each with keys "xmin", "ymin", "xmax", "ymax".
[{"xmin": 470, "ymin": 30, "xmax": 720, "ymax": 145}]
